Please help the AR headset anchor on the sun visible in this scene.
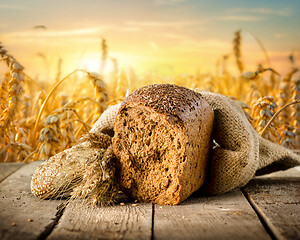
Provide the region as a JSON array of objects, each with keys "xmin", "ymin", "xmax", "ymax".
[
  {"xmin": 79, "ymin": 57, "xmax": 101, "ymax": 73},
  {"xmin": 78, "ymin": 55, "xmax": 120, "ymax": 74},
  {"xmin": 75, "ymin": 51, "xmax": 146, "ymax": 77}
]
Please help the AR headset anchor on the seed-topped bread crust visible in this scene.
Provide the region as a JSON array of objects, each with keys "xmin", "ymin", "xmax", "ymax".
[{"xmin": 112, "ymin": 84, "xmax": 214, "ymax": 205}]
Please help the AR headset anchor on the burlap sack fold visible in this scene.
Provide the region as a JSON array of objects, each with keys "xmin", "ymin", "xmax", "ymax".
[
  {"xmin": 90, "ymin": 103, "xmax": 122, "ymax": 136},
  {"xmin": 198, "ymin": 91, "xmax": 300, "ymax": 195},
  {"xmin": 95, "ymin": 91, "xmax": 300, "ymax": 195}
]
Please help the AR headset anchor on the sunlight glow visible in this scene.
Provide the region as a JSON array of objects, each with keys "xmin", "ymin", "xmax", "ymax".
[{"xmin": 79, "ymin": 58, "xmax": 101, "ymax": 73}]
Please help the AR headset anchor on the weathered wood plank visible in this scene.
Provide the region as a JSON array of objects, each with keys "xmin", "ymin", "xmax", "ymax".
[
  {"xmin": 0, "ymin": 162, "xmax": 24, "ymax": 183},
  {"xmin": 0, "ymin": 161, "xmax": 64, "ymax": 240},
  {"xmin": 244, "ymin": 168, "xmax": 300, "ymax": 240},
  {"xmin": 48, "ymin": 200, "xmax": 153, "ymax": 240},
  {"xmin": 154, "ymin": 190, "xmax": 270, "ymax": 240}
]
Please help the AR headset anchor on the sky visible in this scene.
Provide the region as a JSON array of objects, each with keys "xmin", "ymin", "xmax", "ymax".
[{"xmin": 0, "ymin": 0, "xmax": 299, "ymax": 80}]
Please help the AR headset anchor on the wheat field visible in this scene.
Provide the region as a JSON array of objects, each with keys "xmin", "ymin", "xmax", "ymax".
[{"xmin": 0, "ymin": 30, "xmax": 299, "ymax": 163}]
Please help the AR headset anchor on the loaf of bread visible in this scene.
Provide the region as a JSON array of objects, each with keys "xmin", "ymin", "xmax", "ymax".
[{"xmin": 112, "ymin": 84, "xmax": 214, "ymax": 205}]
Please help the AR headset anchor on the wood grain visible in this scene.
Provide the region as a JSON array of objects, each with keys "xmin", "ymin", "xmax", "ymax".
[
  {"xmin": 153, "ymin": 190, "xmax": 271, "ymax": 240},
  {"xmin": 244, "ymin": 175, "xmax": 300, "ymax": 240},
  {"xmin": 48, "ymin": 201, "xmax": 153, "ymax": 240},
  {"xmin": 1, "ymin": 162, "xmax": 298, "ymax": 240},
  {"xmin": 0, "ymin": 161, "xmax": 64, "ymax": 240},
  {"xmin": 0, "ymin": 162, "xmax": 24, "ymax": 183}
]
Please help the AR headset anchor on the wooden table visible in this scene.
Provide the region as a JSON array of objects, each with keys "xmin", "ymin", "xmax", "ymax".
[{"xmin": 0, "ymin": 161, "xmax": 299, "ymax": 240}]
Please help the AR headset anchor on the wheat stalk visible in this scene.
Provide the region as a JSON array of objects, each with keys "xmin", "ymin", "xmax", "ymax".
[
  {"xmin": 278, "ymin": 68, "xmax": 298, "ymax": 124},
  {"xmin": 233, "ymin": 30, "xmax": 244, "ymax": 74},
  {"xmin": 260, "ymin": 99, "xmax": 300, "ymax": 137},
  {"xmin": 31, "ymin": 133, "xmax": 118, "ymax": 205},
  {"xmin": 32, "ymin": 69, "xmax": 87, "ymax": 147},
  {"xmin": 247, "ymin": 32, "xmax": 271, "ymax": 67},
  {"xmin": 251, "ymin": 96, "xmax": 280, "ymax": 142},
  {"xmin": 292, "ymin": 79, "xmax": 300, "ymax": 148},
  {"xmin": 88, "ymin": 72, "xmax": 109, "ymax": 118},
  {"xmin": 0, "ymin": 44, "xmax": 25, "ymax": 136},
  {"xmin": 100, "ymin": 38, "xmax": 108, "ymax": 74},
  {"xmin": 0, "ymin": 43, "xmax": 28, "ymax": 162}
]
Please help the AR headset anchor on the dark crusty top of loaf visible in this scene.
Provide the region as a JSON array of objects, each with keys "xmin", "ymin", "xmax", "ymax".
[{"xmin": 121, "ymin": 84, "xmax": 206, "ymax": 122}]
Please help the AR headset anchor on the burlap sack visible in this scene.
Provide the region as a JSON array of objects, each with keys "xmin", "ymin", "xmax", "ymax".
[
  {"xmin": 198, "ymin": 91, "xmax": 300, "ymax": 195},
  {"xmin": 31, "ymin": 89, "xmax": 300, "ymax": 201},
  {"xmin": 90, "ymin": 103, "xmax": 122, "ymax": 136},
  {"xmin": 95, "ymin": 91, "xmax": 300, "ymax": 195}
]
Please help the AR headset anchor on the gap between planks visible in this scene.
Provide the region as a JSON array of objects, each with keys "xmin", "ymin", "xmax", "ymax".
[
  {"xmin": 47, "ymin": 200, "xmax": 153, "ymax": 240},
  {"xmin": 153, "ymin": 190, "xmax": 270, "ymax": 240},
  {"xmin": 151, "ymin": 203, "xmax": 155, "ymax": 240},
  {"xmin": 36, "ymin": 202, "xmax": 68, "ymax": 240},
  {"xmin": 242, "ymin": 188, "xmax": 285, "ymax": 240},
  {"xmin": 243, "ymin": 170, "xmax": 300, "ymax": 240}
]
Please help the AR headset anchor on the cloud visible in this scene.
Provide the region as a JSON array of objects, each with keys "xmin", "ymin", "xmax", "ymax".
[
  {"xmin": 215, "ymin": 15, "xmax": 262, "ymax": 22},
  {"xmin": 154, "ymin": 0, "xmax": 188, "ymax": 5},
  {"xmin": 274, "ymin": 33, "xmax": 286, "ymax": 39},
  {"xmin": 126, "ymin": 20, "xmax": 203, "ymax": 28},
  {"xmin": 162, "ymin": 33, "xmax": 188, "ymax": 40},
  {"xmin": 161, "ymin": 32, "xmax": 229, "ymax": 50},
  {"xmin": 121, "ymin": 27, "xmax": 141, "ymax": 32},
  {"xmin": 214, "ymin": 7, "xmax": 292, "ymax": 22},
  {"xmin": 227, "ymin": 7, "xmax": 292, "ymax": 16},
  {"xmin": 148, "ymin": 41, "xmax": 159, "ymax": 50},
  {"xmin": 182, "ymin": 39, "xmax": 229, "ymax": 50},
  {"xmin": 0, "ymin": 23, "xmax": 8, "ymax": 28},
  {"xmin": 0, "ymin": 4, "xmax": 27, "ymax": 10},
  {"xmin": 3, "ymin": 27, "xmax": 110, "ymax": 39}
]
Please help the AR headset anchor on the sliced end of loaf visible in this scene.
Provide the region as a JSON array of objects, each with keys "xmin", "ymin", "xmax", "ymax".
[{"xmin": 114, "ymin": 105, "xmax": 187, "ymax": 204}]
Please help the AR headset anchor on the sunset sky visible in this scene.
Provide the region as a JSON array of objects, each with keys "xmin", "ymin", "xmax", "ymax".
[{"xmin": 1, "ymin": 0, "xmax": 299, "ymax": 80}]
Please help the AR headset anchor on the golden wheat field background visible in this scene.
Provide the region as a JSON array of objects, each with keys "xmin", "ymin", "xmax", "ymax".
[{"xmin": 0, "ymin": 28, "xmax": 299, "ymax": 163}]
